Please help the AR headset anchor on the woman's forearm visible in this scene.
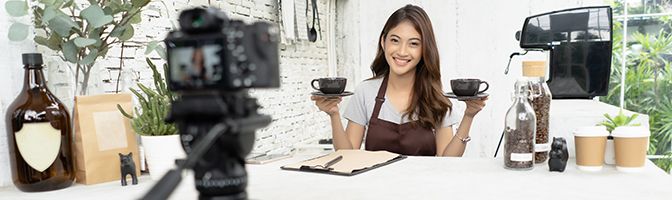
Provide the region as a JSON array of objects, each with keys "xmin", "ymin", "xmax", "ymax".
[
  {"xmin": 442, "ymin": 115, "xmax": 474, "ymax": 156},
  {"xmin": 329, "ymin": 112, "xmax": 354, "ymax": 150}
]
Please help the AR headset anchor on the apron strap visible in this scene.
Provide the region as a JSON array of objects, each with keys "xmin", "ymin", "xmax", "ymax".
[{"xmin": 371, "ymin": 75, "xmax": 389, "ymax": 120}]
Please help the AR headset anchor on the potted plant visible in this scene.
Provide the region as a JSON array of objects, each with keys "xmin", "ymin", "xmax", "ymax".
[
  {"xmin": 598, "ymin": 110, "xmax": 641, "ymax": 165},
  {"xmin": 118, "ymin": 58, "xmax": 184, "ymax": 180}
]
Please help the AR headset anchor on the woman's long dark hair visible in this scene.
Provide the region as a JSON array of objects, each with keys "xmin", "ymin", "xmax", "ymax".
[{"xmin": 370, "ymin": 4, "xmax": 451, "ymax": 129}]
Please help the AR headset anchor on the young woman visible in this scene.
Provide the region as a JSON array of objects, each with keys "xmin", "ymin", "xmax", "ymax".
[{"xmin": 311, "ymin": 5, "xmax": 487, "ymax": 156}]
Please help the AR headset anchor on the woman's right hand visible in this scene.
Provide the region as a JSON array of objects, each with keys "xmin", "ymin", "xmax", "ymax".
[{"xmin": 311, "ymin": 96, "xmax": 342, "ymax": 116}]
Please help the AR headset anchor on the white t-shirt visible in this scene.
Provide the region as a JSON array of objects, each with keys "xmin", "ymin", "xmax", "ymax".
[{"xmin": 343, "ymin": 77, "xmax": 460, "ymax": 128}]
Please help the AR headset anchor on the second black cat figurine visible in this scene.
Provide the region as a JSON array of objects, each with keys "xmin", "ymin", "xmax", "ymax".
[
  {"xmin": 119, "ymin": 152, "xmax": 138, "ymax": 186},
  {"xmin": 548, "ymin": 137, "xmax": 569, "ymax": 172}
]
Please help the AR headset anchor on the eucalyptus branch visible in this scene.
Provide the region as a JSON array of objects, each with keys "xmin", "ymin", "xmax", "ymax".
[
  {"xmin": 115, "ymin": 42, "xmax": 126, "ymax": 93},
  {"xmin": 18, "ymin": 0, "xmax": 151, "ymax": 95}
]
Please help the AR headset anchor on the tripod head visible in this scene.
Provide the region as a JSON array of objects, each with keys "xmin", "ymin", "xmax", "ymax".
[{"xmin": 143, "ymin": 91, "xmax": 272, "ymax": 200}]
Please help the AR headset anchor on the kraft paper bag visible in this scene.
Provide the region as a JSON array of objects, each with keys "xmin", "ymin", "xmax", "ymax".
[{"xmin": 73, "ymin": 93, "xmax": 140, "ymax": 184}]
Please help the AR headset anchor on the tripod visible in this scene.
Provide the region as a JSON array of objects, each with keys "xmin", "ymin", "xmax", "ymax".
[{"xmin": 142, "ymin": 90, "xmax": 272, "ymax": 200}]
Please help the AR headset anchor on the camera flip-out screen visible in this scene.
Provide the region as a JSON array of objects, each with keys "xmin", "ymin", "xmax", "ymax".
[{"xmin": 167, "ymin": 37, "xmax": 226, "ymax": 91}]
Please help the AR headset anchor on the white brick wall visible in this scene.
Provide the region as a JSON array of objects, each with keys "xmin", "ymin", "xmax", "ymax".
[
  {"xmin": 0, "ymin": 0, "xmax": 39, "ymax": 188},
  {"xmin": 0, "ymin": 0, "xmax": 332, "ymax": 187}
]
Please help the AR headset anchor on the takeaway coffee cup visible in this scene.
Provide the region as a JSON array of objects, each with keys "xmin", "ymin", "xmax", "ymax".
[
  {"xmin": 573, "ymin": 126, "xmax": 609, "ymax": 171},
  {"xmin": 311, "ymin": 77, "xmax": 346, "ymax": 94},
  {"xmin": 612, "ymin": 126, "xmax": 650, "ymax": 173},
  {"xmin": 450, "ymin": 79, "xmax": 489, "ymax": 96}
]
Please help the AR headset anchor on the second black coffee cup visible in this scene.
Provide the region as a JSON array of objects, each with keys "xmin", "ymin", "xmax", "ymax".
[
  {"xmin": 451, "ymin": 78, "xmax": 489, "ymax": 96},
  {"xmin": 311, "ymin": 77, "xmax": 347, "ymax": 94}
]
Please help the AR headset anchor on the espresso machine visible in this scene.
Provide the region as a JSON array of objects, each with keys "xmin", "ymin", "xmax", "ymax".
[
  {"xmin": 496, "ymin": 6, "xmax": 614, "ymax": 159},
  {"xmin": 507, "ymin": 6, "xmax": 614, "ymax": 99}
]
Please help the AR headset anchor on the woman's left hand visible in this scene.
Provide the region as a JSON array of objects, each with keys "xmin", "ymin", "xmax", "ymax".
[{"xmin": 464, "ymin": 97, "xmax": 488, "ymax": 117}]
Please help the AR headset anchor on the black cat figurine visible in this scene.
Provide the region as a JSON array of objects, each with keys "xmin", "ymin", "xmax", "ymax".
[
  {"xmin": 548, "ymin": 137, "xmax": 569, "ymax": 172},
  {"xmin": 119, "ymin": 152, "xmax": 138, "ymax": 186}
]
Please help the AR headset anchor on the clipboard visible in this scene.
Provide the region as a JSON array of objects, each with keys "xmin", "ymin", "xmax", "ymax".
[{"xmin": 280, "ymin": 150, "xmax": 406, "ymax": 176}]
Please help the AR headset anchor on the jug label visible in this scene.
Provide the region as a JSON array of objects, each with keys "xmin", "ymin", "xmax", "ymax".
[{"xmin": 15, "ymin": 122, "xmax": 61, "ymax": 172}]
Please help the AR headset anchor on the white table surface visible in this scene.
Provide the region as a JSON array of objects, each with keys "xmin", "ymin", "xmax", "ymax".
[{"xmin": 1, "ymin": 152, "xmax": 670, "ymax": 200}]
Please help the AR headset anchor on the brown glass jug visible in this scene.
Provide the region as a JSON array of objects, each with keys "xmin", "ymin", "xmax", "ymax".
[{"xmin": 5, "ymin": 53, "xmax": 75, "ymax": 192}]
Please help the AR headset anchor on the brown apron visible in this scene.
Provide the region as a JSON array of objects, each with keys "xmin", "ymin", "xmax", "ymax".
[{"xmin": 364, "ymin": 75, "xmax": 437, "ymax": 156}]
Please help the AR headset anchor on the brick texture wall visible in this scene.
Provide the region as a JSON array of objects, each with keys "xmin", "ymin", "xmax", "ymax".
[{"xmin": 0, "ymin": 0, "xmax": 332, "ymax": 187}]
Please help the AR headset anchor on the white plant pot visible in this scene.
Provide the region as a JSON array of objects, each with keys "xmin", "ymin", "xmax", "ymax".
[
  {"xmin": 141, "ymin": 135, "xmax": 186, "ymax": 180},
  {"xmin": 605, "ymin": 138, "xmax": 616, "ymax": 165}
]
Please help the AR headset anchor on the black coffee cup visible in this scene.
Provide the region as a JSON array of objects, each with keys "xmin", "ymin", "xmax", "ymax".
[
  {"xmin": 311, "ymin": 77, "xmax": 347, "ymax": 94},
  {"xmin": 450, "ymin": 79, "xmax": 489, "ymax": 96}
]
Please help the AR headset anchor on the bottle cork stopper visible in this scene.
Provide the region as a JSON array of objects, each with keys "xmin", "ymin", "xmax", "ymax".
[{"xmin": 522, "ymin": 61, "xmax": 546, "ymax": 77}]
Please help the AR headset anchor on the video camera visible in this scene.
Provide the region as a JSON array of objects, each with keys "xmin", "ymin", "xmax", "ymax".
[
  {"xmin": 165, "ymin": 7, "xmax": 280, "ymax": 91},
  {"xmin": 144, "ymin": 7, "xmax": 279, "ymax": 200}
]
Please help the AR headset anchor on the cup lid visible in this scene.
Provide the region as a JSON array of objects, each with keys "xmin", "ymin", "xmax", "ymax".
[
  {"xmin": 573, "ymin": 126, "xmax": 609, "ymax": 137},
  {"xmin": 612, "ymin": 126, "xmax": 650, "ymax": 138}
]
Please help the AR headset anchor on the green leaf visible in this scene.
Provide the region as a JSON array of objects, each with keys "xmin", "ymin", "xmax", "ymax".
[
  {"xmin": 79, "ymin": 49, "xmax": 98, "ymax": 65},
  {"xmin": 88, "ymin": 28, "xmax": 103, "ymax": 47},
  {"xmin": 155, "ymin": 45, "xmax": 167, "ymax": 60},
  {"xmin": 122, "ymin": 2, "xmax": 134, "ymax": 10},
  {"xmin": 145, "ymin": 41, "xmax": 158, "ymax": 54},
  {"xmin": 35, "ymin": 36, "xmax": 49, "ymax": 46},
  {"xmin": 98, "ymin": 46, "xmax": 110, "ymax": 57},
  {"xmin": 8, "ymin": 23, "xmax": 29, "ymax": 41},
  {"xmin": 5, "ymin": 1, "xmax": 28, "ymax": 17},
  {"xmin": 74, "ymin": 37, "xmax": 96, "ymax": 47},
  {"xmin": 106, "ymin": 0, "xmax": 124, "ymax": 14},
  {"xmin": 81, "ymin": 4, "xmax": 113, "ymax": 28},
  {"xmin": 102, "ymin": 6, "xmax": 113, "ymax": 15},
  {"xmin": 109, "ymin": 25, "xmax": 127, "ymax": 37},
  {"xmin": 39, "ymin": 0, "xmax": 56, "ymax": 5},
  {"xmin": 42, "ymin": 6, "xmax": 58, "ymax": 25},
  {"xmin": 46, "ymin": 34, "xmax": 63, "ymax": 50},
  {"xmin": 51, "ymin": 0, "xmax": 65, "ymax": 8},
  {"xmin": 62, "ymin": 40, "xmax": 78, "ymax": 63},
  {"xmin": 49, "ymin": 15, "xmax": 77, "ymax": 37},
  {"xmin": 62, "ymin": 0, "xmax": 74, "ymax": 8},
  {"xmin": 129, "ymin": 13, "xmax": 142, "ymax": 24},
  {"xmin": 131, "ymin": 0, "xmax": 150, "ymax": 7},
  {"xmin": 35, "ymin": 34, "xmax": 62, "ymax": 51},
  {"xmin": 118, "ymin": 25, "xmax": 134, "ymax": 41}
]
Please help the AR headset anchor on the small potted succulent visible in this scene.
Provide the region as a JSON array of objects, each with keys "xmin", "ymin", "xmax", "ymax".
[
  {"xmin": 118, "ymin": 58, "xmax": 184, "ymax": 180},
  {"xmin": 598, "ymin": 110, "xmax": 640, "ymax": 165}
]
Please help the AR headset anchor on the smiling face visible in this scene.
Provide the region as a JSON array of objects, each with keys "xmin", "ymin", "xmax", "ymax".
[{"xmin": 381, "ymin": 20, "xmax": 422, "ymax": 77}]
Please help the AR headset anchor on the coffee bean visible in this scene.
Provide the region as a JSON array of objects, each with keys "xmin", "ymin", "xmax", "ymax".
[{"xmin": 530, "ymin": 84, "xmax": 551, "ymax": 164}]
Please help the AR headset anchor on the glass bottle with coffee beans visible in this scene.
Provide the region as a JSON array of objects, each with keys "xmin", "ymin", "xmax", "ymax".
[
  {"xmin": 503, "ymin": 79, "xmax": 536, "ymax": 170},
  {"xmin": 522, "ymin": 61, "xmax": 552, "ymax": 164}
]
